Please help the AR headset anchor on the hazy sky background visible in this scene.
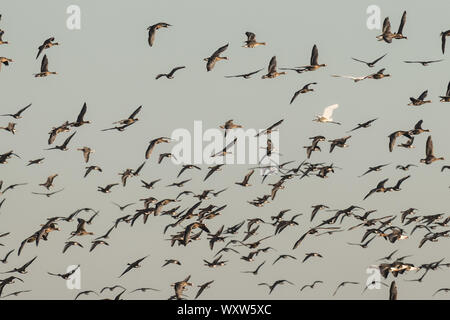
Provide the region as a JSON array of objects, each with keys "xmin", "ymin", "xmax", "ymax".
[{"xmin": 0, "ymin": 0, "xmax": 449, "ymax": 300}]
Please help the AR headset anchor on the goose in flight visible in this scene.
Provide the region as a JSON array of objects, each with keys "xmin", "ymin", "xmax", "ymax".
[
  {"xmin": 235, "ymin": 169, "xmax": 254, "ymax": 187},
  {"xmin": 172, "ymin": 275, "xmax": 192, "ymax": 300},
  {"xmin": 255, "ymin": 119, "xmax": 283, "ymax": 137},
  {"xmin": 0, "ymin": 250, "xmax": 14, "ymax": 264},
  {"xmin": 441, "ymin": 30, "xmax": 450, "ymax": 54},
  {"xmin": 363, "ymin": 178, "xmax": 389, "ymax": 200},
  {"xmin": 225, "ymin": 68, "xmax": 263, "ymax": 79},
  {"xmin": 313, "ymin": 104, "xmax": 340, "ymax": 125},
  {"xmin": 147, "ymin": 22, "xmax": 171, "ymax": 47},
  {"xmin": 359, "ymin": 164, "xmax": 390, "ymax": 177},
  {"xmin": 258, "ymin": 280, "xmax": 294, "ymax": 295},
  {"xmin": 333, "ymin": 281, "xmax": 359, "ymax": 296},
  {"xmin": 119, "ymin": 255, "xmax": 149, "ymax": 277},
  {"xmin": 155, "ymin": 66, "xmax": 185, "ymax": 79},
  {"xmin": 48, "ymin": 265, "xmax": 80, "ymax": 280},
  {"xmin": 376, "ymin": 17, "xmax": 394, "ymax": 43},
  {"xmin": 365, "ymin": 68, "xmax": 390, "ymax": 80},
  {"xmin": 302, "ymin": 252, "xmax": 323, "ymax": 263},
  {"xmin": 90, "ymin": 240, "xmax": 109, "ymax": 252},
  {"xmin": 439, "ymin": 81, "xmax": 450, "ymax": 102},
  {"xmin": 242, "ymin": 261, "xmax": 266, "ymax": 275},
  {"xmin": 211, "ymin": 137, "xmax": 237, "ymax": 157},
  {"xmin": 145, "ymin": 137, "xmax": 171, "ymax": 159},
  {"xmin": 0, "ymin": 122, "xmax": 16, "ymax": 135},
  {"xmin": 1, "ymin": 290, "xmax": 32, "ymax": 299},
  {"xmin": 204, "ymin": 44, "xmax": 229, "ymax": 71},
  {"xmin": 300, "ymin": 280, "xmax": 323, "ymax": 291},
  {"xmin": 347, "ymin": 118, "xmax": 378, "ymax": 132},
  {"xmin": 140, "ymin": 178, "xmax": 161, "ymax": 189},
  {"xmin": 39, "ymin": 174, "xmax": 58, "ymax": 190},
  {"xmin": 45, "ymin": 132, "xmax": 76, "ymax": 151},
  {"xmin": 408, "ymin": 90, "xmax": 431, "ymax": 106},
  {"xmin": 329, "ymin": 136, "xmax": 351, "ymax": 153},
  {"xmin": 396, "ymin": 164, "xmax": 417, "ymax": 171},
  {"xmin": 0, "ymin": 30, "xmax": 8, "ymax": 45},
  {"xmin": 84, "ymin": 165, "xmax": 102, "ymax": 178},
  {"xmin": 97, "ymin": 183, "xmax": 119, "ymax": 193},
  {"xmin": 404, "ymin": 59, "xmax": 443, "ymax": 66},
  {"xmin": 34, "ymin": 55, "xmax": 57, "ymax": 77},
  {"xmin": 420, "ymin": 136, "xmax": 444, "ymax": 164},
  {"xmin": 351, "ymin": 53, "xmax": 387, "ymax": 67},
  {"xmin": 0, "ymin": 57, "xmax": 13, "ymax": 71},
  {"xmin": 36, "ymin": 37, "xmax": 59, "ymax": 59},
  {"xmin": 272, "ymin": 255, "xmax": 296, "ymax": 265},
  {"xmin": 392, "ymin": 11, "xmax": 408, "ymax": 40},
  {"xmin": 2, "ymin": 256, "xmax": 37, "ymax": 274},
  {"xmin": 77, "ymin": 147, "xmax": 94, "ymax": 163},
  {"xmin": 195, "ymin": 280, "xmax": 214, "ymax": 299},
  {"xmin": 388, "ymin": 130, "xmax": 412, "ymax": 152},
  {"xmin": 290, "ymin": 82, "xmax": 317, "ymax": 104},
  {"xmin": 112, "ymin": 105, "xmax": 142, "ymax": 126},
  {"xmin": 31, "ymin": 188, "xmax": 64, "ymax": 198},
  {"xmin": 1, "ymin": 103, "xmax": 32, "ymax": 119},
  {"xmin": 243, "ymin": 32, "xmax": 266, "ymax": 48},
  {"xmin": 62, "ymin": 241, "xmax": 83, "ymax": 254},
  {"xmin": 70, "ymin": 103, "xmax": 90, "ymax": 127},
  {"xmin": 283, "ymin": 44, "xmax": 326, "ymax": 72},
  {"xmin": 74, "ymin": 291, "xmax": 99, "ymax": 300},
  {"xmin": 48, "ymin": 121, "xmax": 70, "ymax": 144},
  {"xmin": 262, "ymin": 56, "xmax": 286, "ymax": 79},
  {"xmin": 219, "ymin": 120, "xmax": 242, "ymax": 136}
]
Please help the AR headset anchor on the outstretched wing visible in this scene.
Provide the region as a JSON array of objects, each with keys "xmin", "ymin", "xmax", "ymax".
[
  {"xmin": 41, "ymin": 55, "xmax": 49, "ymax": 72},
  {"xmin": 397, "ymin": 11, "xmax": 406, "ymax": 34},
  {"xmin": 268, "ymin": 56, "xmax": 277, "ymax": 73},
  {"xmin": 211, "ymin": 43, "xmax": 229, "ymax": 58},
  {"xmin": 418, "ymin": 90, "xmax": 428, "ymax": 101},
  {"xmin": 310, "ymin": 44, "xmax": 319, "ymax": 65},
  {"xmin": 425, "ymin": 136, "xmax": 433, "ymax": 157},
  {"xmin": 322, "ymin": 104, "xmax": 339, "ymax": 119}
]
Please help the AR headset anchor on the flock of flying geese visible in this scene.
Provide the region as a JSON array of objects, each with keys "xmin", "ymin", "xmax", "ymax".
[{"xmin": 0, "ymin": 11, "xmax": 450, "ymax": 300}]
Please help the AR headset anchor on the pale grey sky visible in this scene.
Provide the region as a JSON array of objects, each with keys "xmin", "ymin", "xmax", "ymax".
[{"xmin": 0, "ymin": 0, "xmax": 449, "ymax": 300}]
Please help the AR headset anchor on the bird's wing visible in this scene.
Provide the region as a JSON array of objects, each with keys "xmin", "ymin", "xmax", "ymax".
[
  {"xmin": 425, "ymin": 136, "xmax": 433, "ymax": 157},
  {"xmin": 418, "ymin": 90, "xmax": 428, "ymax": 101},
  {"xmin": 128, "ymin": 105, "xmax": 142, "ymax": 119},
  {"xmin": 310, "ymin": 45, "xmax": 318, "ymax": 65},
  {"xmin": 214, "ymin": 43, "xmax": 229, "ymax": 56},
  {"xmin": 322, "ymin": 104, "xmax": 339, "ymax": 119},
  {"xmin": 76, "ymin": 103, "xmax": 87, "ymax": 122},
  {"xmin": 41, "ymin": 55, "xmax": 49, "ymax": 72},
  {"xmin": 268, "ymin": 56, "xmax": 277, "ymax": 73},
  {"xmin": 397, "ymin": 11, "xmax": 406, "ymax": 34}
]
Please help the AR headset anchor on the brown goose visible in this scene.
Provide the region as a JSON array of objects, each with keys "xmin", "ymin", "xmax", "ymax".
[
  {"xmin": 204, "ymin": 44, "xmax": 229, "ymax": 71},
  {"xmin": 155, "ymin": 66, "xmax": 185, "ymax": 79},
  {"xmin": 408, "ymin": 90, "xmax": 431, "ymax": 106},
  {"xmin": 36, "ymin": 37, "xmax": 59, "ymax": 59},
  {"xmin": 147, "ymin": 23, "xmax": 171, "ymax": 47},
  {"xmin": 289, "ymin": 82, "xmax": 317, "ymax": 104},
  {"xmin": 1, "ymin": 103, "xmax": 32, "ymax": 119},
  {"xmin": 243, "ymin": 32, "xmax": 266, "ymax": 48},
  {"xmin": 420, "ymin": 136, "xmax": 444, "ymax": 164},
  {"xmin": 0, "ymin": 57, "xmax": 13, "ymax": 71},
  {"xmin": 262, "ymin": 56, "xmax": 286, "ymax": 79},
  {"xmin": 70, "ymin": 103, "xmax": 90, "ymax": 127},
  {"xmin": 34, "ymin": 55, "xmax": 57, "ymax": 77}
]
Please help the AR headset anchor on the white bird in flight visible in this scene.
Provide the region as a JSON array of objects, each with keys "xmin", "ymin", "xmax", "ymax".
[
  {"xmin": 331, "ymin": 74, "xmax": 366, "ymax": 83},
  {"xmin": 313, "ymin": 104, "xmax": 341, "ymax": 125}
]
